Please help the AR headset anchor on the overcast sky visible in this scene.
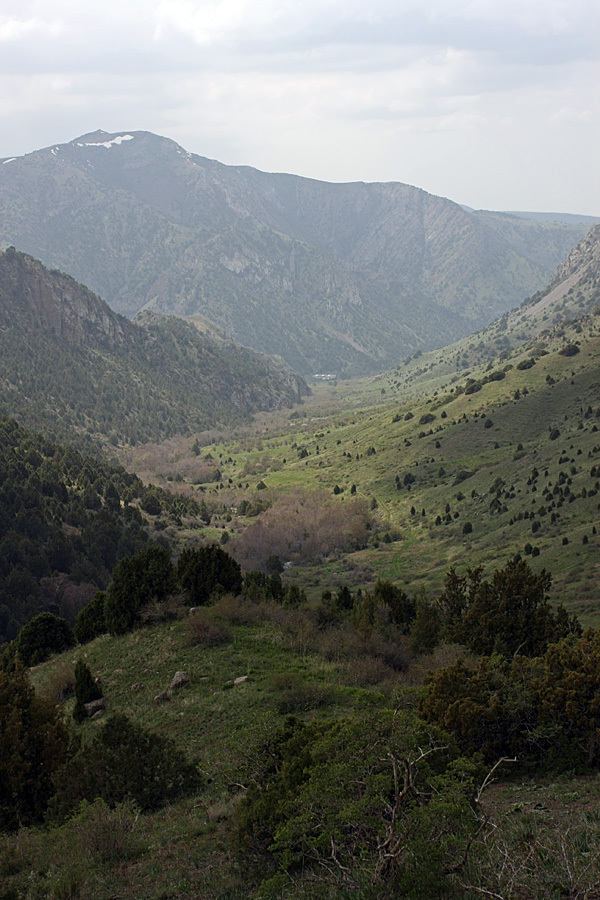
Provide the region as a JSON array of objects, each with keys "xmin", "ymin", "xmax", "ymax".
[{"xmin": 1, "ymin": 0, "xmax": 598, "ymax": 214}]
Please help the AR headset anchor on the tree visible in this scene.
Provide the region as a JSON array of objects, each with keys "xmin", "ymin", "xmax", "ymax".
[
  {"xmin": 15, "ymin": 611, "xmax": 74, "ymax": 666},
  {"xmin": 410, "ymin": 591, "xmax": 442, "ymax": 653},
  {"xmin": 242, "ymin": 570, "xmax": 284, "ymax": 603},
  {"xmin": 104, "ymin": 544, "xmax": 175, "ymax": 635},
  {"xmin": 0, "ymin": 660, "xmax": 70, "ymax": 830},
  {"xmin": 372, "ymin": 579, "xmax": 415, "ymax": 632},
  {"xmin": 73, "ymin": 591, "xmax": 107, "ymax": 644},
  {"xmin": 176, "ymin": 545, "xmax": 242, "ymax": 606},
  {"xmin": 443, "ymin": 559, "xmax": 580, "ymax": 657}
]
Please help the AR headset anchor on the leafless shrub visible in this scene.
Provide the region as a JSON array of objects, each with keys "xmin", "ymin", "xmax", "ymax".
[
  {"xmin": 344, "ymin": 655, "xmax": 396, "ymax": 687},
  {"xmin": 269, "ymin": 671, "xmax": 333, "ymax": 714},
  {"xmin": 139, "ymin": 594, "xmax": 186, "ymax": 624},
  {"xmin": 67, "ymin": 799, "xmax": 140, "ymax": 863},
  {"xmin": 229, "ymin": 489, "xmax": 371, "ymax": 570},
  {"xmin": 211, "ymin": 593, "xmax": 271, "ymax": 626},
  {"xmin": 187, "ymin": 611, "xmax": 231, "ymax": 647}
]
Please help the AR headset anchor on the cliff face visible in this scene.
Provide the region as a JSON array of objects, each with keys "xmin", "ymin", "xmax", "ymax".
[
  {"xmin": 547, "ymin": 224, "xmax": 600, "ymax": 292},
  {"xmin": 0, "ymin": 247, "xmax": 135, "ymax": 349}
]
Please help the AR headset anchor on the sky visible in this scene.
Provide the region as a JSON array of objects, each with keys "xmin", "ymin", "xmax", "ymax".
[{"xmin": 1, "ymin": 0, "xmax": 599, "ymax": 215}]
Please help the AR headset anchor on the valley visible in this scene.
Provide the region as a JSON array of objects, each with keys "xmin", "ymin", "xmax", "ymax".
[
  {"xmin": 117, "ymin": 307, "xmax": 600, "ymax": 626},
  {"xmin": 1, "ymin": 136, "xmax": 600, "ymax": 900}
]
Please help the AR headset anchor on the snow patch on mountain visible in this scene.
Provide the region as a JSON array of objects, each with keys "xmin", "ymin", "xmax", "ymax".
[{"xmin": 76, "ymin": 135, "xmax": 134, "ymax": 149}]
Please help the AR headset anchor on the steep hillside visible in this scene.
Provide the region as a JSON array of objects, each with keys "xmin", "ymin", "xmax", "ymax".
[
  {"xmin": 0, "ymin": 130, "xmax": 592, "ymax": 376},
  {"xmin": 0, "ymin": 412, "xmax": 205, "ymax": 643},
  {"xmin": 364, "ymin": 223, "xmax": 600, "ymax": 398},
  {"xmin": 0, "ymin": 249, "xmax": 308, "ymax": 448}
]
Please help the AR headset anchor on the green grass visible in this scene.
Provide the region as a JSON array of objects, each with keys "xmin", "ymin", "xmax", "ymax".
[{"xmin": 159, "ymin": 319, "xmax": 600, "ymax": 624}]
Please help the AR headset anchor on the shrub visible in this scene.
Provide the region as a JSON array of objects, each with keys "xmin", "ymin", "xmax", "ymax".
[
  {"xmin": 177, "ymin": 545, "xmax": 242, "ymax": 606},
  {"xmin": 66, "ymin": 798, "xmax": 140, "ymax": 863},
  {"xmin": 237, "ymin": 710, "xmax": 480, "ymax": 898},
  {"xmin": 421, "ymin": 655, "xmax": 542, "ymax": 762},
  {"xmin": 517, "ymin": 357, "xmax": 536, "ymax": 370},
  {"xmin": 187, "ymin": 610, "xmax": 231, "ymax": 647},
  {"xmin": 269, "ymin": 672, "xmax": 332, "ymax": 714},
  {"xmin": 559, "ymin": 343, "xmax": 580, "ymax": 356},
  {"xmin": 49, "ymin": 713, "xmax": 202, "ymax": 822},
  {"xmin": 15, "ymin": 612, "xmax": 74, "ymax": 667}
]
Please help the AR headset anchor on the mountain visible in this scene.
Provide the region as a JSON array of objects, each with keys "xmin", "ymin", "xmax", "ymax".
[
  {"xmin": 372, "ymin": 222, "xmax": 600, "ymax": 396},
  {"xmin": 0, "ymin": 130, "xmax": 592, "ymax": 376},
  {"xmin": 0, "ymin": 248, "xmax": 308, "ymax": 448}
]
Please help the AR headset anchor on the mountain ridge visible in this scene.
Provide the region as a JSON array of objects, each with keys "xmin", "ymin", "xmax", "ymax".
[{"xmin": 0, "ymin": 130, "xmax": 592, "ymax": 376}]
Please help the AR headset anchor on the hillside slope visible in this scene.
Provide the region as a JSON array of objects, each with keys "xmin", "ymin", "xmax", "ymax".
[
  {"xmin": 0, "ymin": 130, "xmax": 592, "ymax": 375},
  {"xmin": 0, "ymin": 249, "xmax": 308, "ymax": 448}
]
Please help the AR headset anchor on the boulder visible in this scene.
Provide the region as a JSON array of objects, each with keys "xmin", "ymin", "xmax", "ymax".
[
  {"xmin": 171, "ymin": 671, "xmax": 191, "ymax": 690},
  {"xmin": 84, "ymin": 697, "xmax": 107, "ymax": 717}
]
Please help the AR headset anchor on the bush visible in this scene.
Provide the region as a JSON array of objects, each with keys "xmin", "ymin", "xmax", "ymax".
[
  {"xmin": 15, "ymin": 612, "xmax": 74, "ymax": 667},
  {"xmin": 559, "ymin": 343, "xmax": 580, "ymax": 356},
  {"xmin": 187, "ymin": 610, "xmax": 231, "ymax": 647},
  {"xmin": 237, "ymin": 710, "xmax": 480, "ymax": 897},
  {"xmin": 421, "ymin": 655, "xmax": 542, "ymax": 762},
  {"xmin": 517, "ymin": 357, "xmax": 536, "ymax": 370},
  {"xmin": 177, "ymin": 545, "xmax": 242, "ymax": 606},
  {"xmin": 66, "ymin": 798, "xmax": 140, "ymax": 863},
  {"xmin": 49, "ymin": 713, "xmax": 202, "ymax": 822}
]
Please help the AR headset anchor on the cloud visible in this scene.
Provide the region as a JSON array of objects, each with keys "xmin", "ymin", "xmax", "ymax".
[
  {"xmin": 0, "ymin": 15, "xmax": 62, "ymax": 42},
  {"xmin": 0, "ymin": 0, "xmax": 598, "ymax": 214}
]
